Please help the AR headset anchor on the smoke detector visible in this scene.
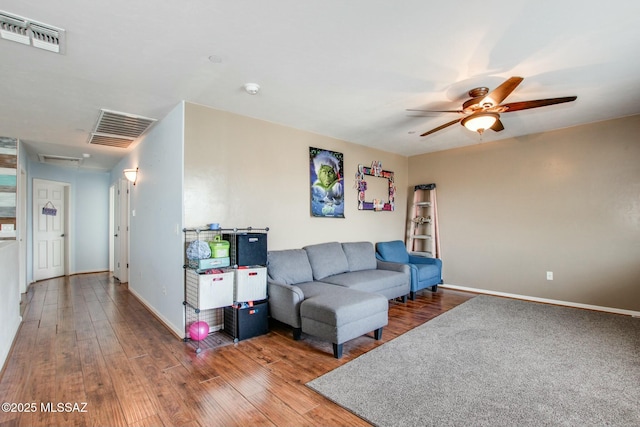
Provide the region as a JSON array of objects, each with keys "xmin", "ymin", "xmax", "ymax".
[{"xmin": 244, "ymin": 83, "xmax": 260, "ymax": 95}]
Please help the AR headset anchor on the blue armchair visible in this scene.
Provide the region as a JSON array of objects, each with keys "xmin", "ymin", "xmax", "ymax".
[{"xmin": 375, "ymin": 240, "xmax": 442, "ymax": 300}]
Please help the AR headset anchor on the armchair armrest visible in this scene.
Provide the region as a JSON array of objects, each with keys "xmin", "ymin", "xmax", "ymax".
[
  {"xmin": 267, "ymin": 280, "xmax": 305, "ymax": 328},
  {"xmin": 408, "ymin": 255, "xmax": 442, "ymax": 268},
  {"xmin": 376, "ymin": 259, "xmax": 411, "ymax": 275}
]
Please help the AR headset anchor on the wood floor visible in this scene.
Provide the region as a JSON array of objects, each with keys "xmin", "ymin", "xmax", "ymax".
[{"xmin": 0, "ymin": 273, "xmax": 475, "ymax": 427}]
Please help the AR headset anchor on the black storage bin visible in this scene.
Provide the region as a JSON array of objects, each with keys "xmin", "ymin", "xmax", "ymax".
[
  {"xmin": 223, "ymin": 300, "xmax": 269, "ymax": 342},
  {"xmin": 225, "ymin": 232, "xmax": 267, "ymax": 267}
]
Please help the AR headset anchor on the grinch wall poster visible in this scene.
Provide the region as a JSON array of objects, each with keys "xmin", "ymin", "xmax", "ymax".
[{"xmin": 309, "ymin": 147, "xmax": 344, "ymax": 218}]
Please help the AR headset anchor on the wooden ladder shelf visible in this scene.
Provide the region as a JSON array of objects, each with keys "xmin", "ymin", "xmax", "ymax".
[{"xmin": 406, "ymin": 183, "xmax": 440, "ymax": 258}]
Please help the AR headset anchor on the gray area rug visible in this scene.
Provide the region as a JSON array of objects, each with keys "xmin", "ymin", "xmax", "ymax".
[{"xmin": 307, "ymin": 295, "xmax": 640, "ymax": 427}]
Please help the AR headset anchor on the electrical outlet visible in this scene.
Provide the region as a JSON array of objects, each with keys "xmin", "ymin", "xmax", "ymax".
[
  {"xmin": 162, "ymin": 286, "xmax": 167, "ymax": 295},
  {"xmin": 546, "ymin": 271, "xmax": 553, "ymax": 281}
]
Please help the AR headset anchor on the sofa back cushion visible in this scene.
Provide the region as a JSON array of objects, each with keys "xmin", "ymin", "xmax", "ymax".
[
  {"xmin": 267, "ymin": 249, "xmax": 313, "ymax": 285},
  {"xmin": 376, "ymin": 240, "xmax": 410, "ymax": 263},
  {"xmin": 341, "ymin": 242, "xmax": 377, "ymax": 272},
  {"xmin": 303, "ymin": 242, "xmax": 349, "ymax": 280}
]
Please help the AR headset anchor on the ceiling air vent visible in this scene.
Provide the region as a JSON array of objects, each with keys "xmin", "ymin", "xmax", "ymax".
[
  {"xmin": 88, "ymin": 109, "xmax": 157, "ymax": 149},
  {"xmin": 0, "ymin": 10, "xmax": 65, "ymax": 54},
  {"xmin": 0, "ymin": 11, "xmax": 29, "ymax": 45},
  {"xmin": 30, "ymin": 22, "xmax": 64, "ymax": 53},
  {"xmin": 38, "ymin": 154, "xmax": 82, "ymax": 168}
]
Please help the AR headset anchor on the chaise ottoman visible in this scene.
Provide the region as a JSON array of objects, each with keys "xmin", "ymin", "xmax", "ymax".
[{"xmin": 300, "ymin": 287, "xmax": 388, "ymax": 358}]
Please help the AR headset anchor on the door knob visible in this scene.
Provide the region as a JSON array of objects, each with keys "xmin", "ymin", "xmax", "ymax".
[{"xmin": 60, "ymin": 234, "xmax": 65, "ymax": 237}]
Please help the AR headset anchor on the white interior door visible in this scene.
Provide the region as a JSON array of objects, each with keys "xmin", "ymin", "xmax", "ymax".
[
  {"xmin": 109, "ymin": 184, "xmax": 114, "ymax": 273},
  {"xmin": 113, "ymin": 182, "xmax": 122, "ymax": 280},
  {"xmin": 33, "ymin": 179, "xmax": 66, "ymax": 281},
  {"xmin": 113, "ymin": 179, "xmax": 129, "ymax": 283},
  {"xmin": 18, "ymin": 168, "xmax": 27, "ymax": 293}
]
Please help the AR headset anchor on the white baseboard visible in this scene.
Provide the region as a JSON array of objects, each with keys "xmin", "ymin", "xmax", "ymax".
[
  {"xmin": 127, "ymin": 287, "xmax": 185, "ymax": 339},
  {"xmin": 29, "ymin": 270, "xmax": 110, "ymax": 285},
  {"xmin": 71, "ymin": 269, "xmax": 109, "ymax": 275},
  {"xmin": 441, "ymin": 284, "xmax": 640, "ymax": 318}
]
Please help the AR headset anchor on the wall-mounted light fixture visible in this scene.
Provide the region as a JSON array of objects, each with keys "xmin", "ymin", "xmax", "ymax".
[{"xmin": 123, "ymin": 167, "xmax": 138, "ymax": 186}]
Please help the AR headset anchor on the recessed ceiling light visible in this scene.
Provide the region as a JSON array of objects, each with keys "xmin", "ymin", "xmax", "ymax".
[
  {"xmin": 208, "ymin": 55, "xmax": 222, "ymax": 63},
  {"xmin": 82, "ymin": 153, "xmax": 90, "ymax": 158}
]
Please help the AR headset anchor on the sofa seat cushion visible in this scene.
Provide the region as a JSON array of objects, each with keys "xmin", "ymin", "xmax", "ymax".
[
  {"xmin": 303, "ymin": 242, "xmax": 350, "ymax": 280},
  {"xmin": 296, "ymin": 281, "xmax": 346, "ymax": 299},
  {"xmin": 416, "ymin": 263, "xmax": 441, "ymax": 283},
  {"xmin": 267, "ymin": 249, "xmax": 313, "ymax": 285},
  {"xmin": 341, "ymin": 242, "xmax": 377, "ymax": 272},
  {"xmin": 321, "ymin": 269, "xmax": 407, "ymax": 294}
]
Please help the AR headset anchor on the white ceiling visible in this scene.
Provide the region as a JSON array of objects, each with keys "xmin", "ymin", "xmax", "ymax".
[{"xmin": 2, "ymin": 1, "xmax": 640, "ymax": 171}]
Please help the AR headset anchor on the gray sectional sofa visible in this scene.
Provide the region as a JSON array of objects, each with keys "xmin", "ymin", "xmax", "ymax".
[{"xmin": 266, "ymin": 241, "xmax": 410, "ymax": 357}]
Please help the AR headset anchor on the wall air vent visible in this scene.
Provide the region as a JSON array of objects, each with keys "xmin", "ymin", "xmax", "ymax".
[
  {"xmin": 38, "ymin": 154, "xmax": 82, "ymax": 168},
  {"xmin": 88, "ymin": 109, "xmax": 157, "ymax": 149},
  {"xmin": 0, "ymin": 10, "xmax": 65, "ymax": 54}
]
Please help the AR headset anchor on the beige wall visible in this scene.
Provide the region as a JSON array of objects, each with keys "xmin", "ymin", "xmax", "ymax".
[
  {"xmin": 409, "ymin": 115, "xmax": 640, "ymax": 312},
  {"xmin": 184, "ymin": 103, "xmax": 408, "ymax": 250}
]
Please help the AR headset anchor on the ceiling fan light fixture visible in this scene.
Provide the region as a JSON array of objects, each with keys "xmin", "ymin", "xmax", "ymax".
[
  {"xmin": 462, "ymin": 112, "xmax": 499, "ymax": 134},
  {"xmin": 417, "ymin": 77, "xmax": 576, "ymax": 138}
]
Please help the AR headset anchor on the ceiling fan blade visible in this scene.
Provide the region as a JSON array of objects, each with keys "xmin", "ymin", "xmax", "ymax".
[
  {"xmin": 501, "ymin": 96, "xmax": 577, "ymax": 112},
  {"xmin": 480, "ymin": 76, "xmax": 524, "ymax": 107},
  {"xmin": 420, "ymin": 118, "xmax": 462, "ymax": 137},
  {"xmin": 407, "ymin": 108, "xmax": 464, "ymax": 114},
  {"xmin": 491, "ymin": 118, "xmax": 505, "ymax": 132}
]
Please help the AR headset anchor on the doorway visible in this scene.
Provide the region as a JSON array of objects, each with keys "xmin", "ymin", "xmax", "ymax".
[
  {"xmin": 32, "ymin": 179, "xmax": 70, "ymax": 281},
  {"xmin": 112, "ymin": 179, "xmax": 129, "ymax": 283},
  {"xmin": 18, "ymin": 168, "xmax": 27, "ymax": 293}
]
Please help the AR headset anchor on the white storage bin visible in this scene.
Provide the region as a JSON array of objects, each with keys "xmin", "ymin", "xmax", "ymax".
[
  {"xmin": 234, "ymin": 267, "xmax": 267, "ymax": 302},
  {"xmin": 186, "ymin": 269, "xmax": 234, "ymax": 310}
]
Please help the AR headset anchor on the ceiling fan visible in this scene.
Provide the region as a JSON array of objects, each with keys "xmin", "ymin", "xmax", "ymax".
[{"xmin": 409, "ymin": 77, "xmax": 577, "ymax": 137}]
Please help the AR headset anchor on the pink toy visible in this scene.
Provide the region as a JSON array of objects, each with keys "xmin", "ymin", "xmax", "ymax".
[{"xmin": 188, "ymin": 321, "xmax": 209, "ymax": 341}]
